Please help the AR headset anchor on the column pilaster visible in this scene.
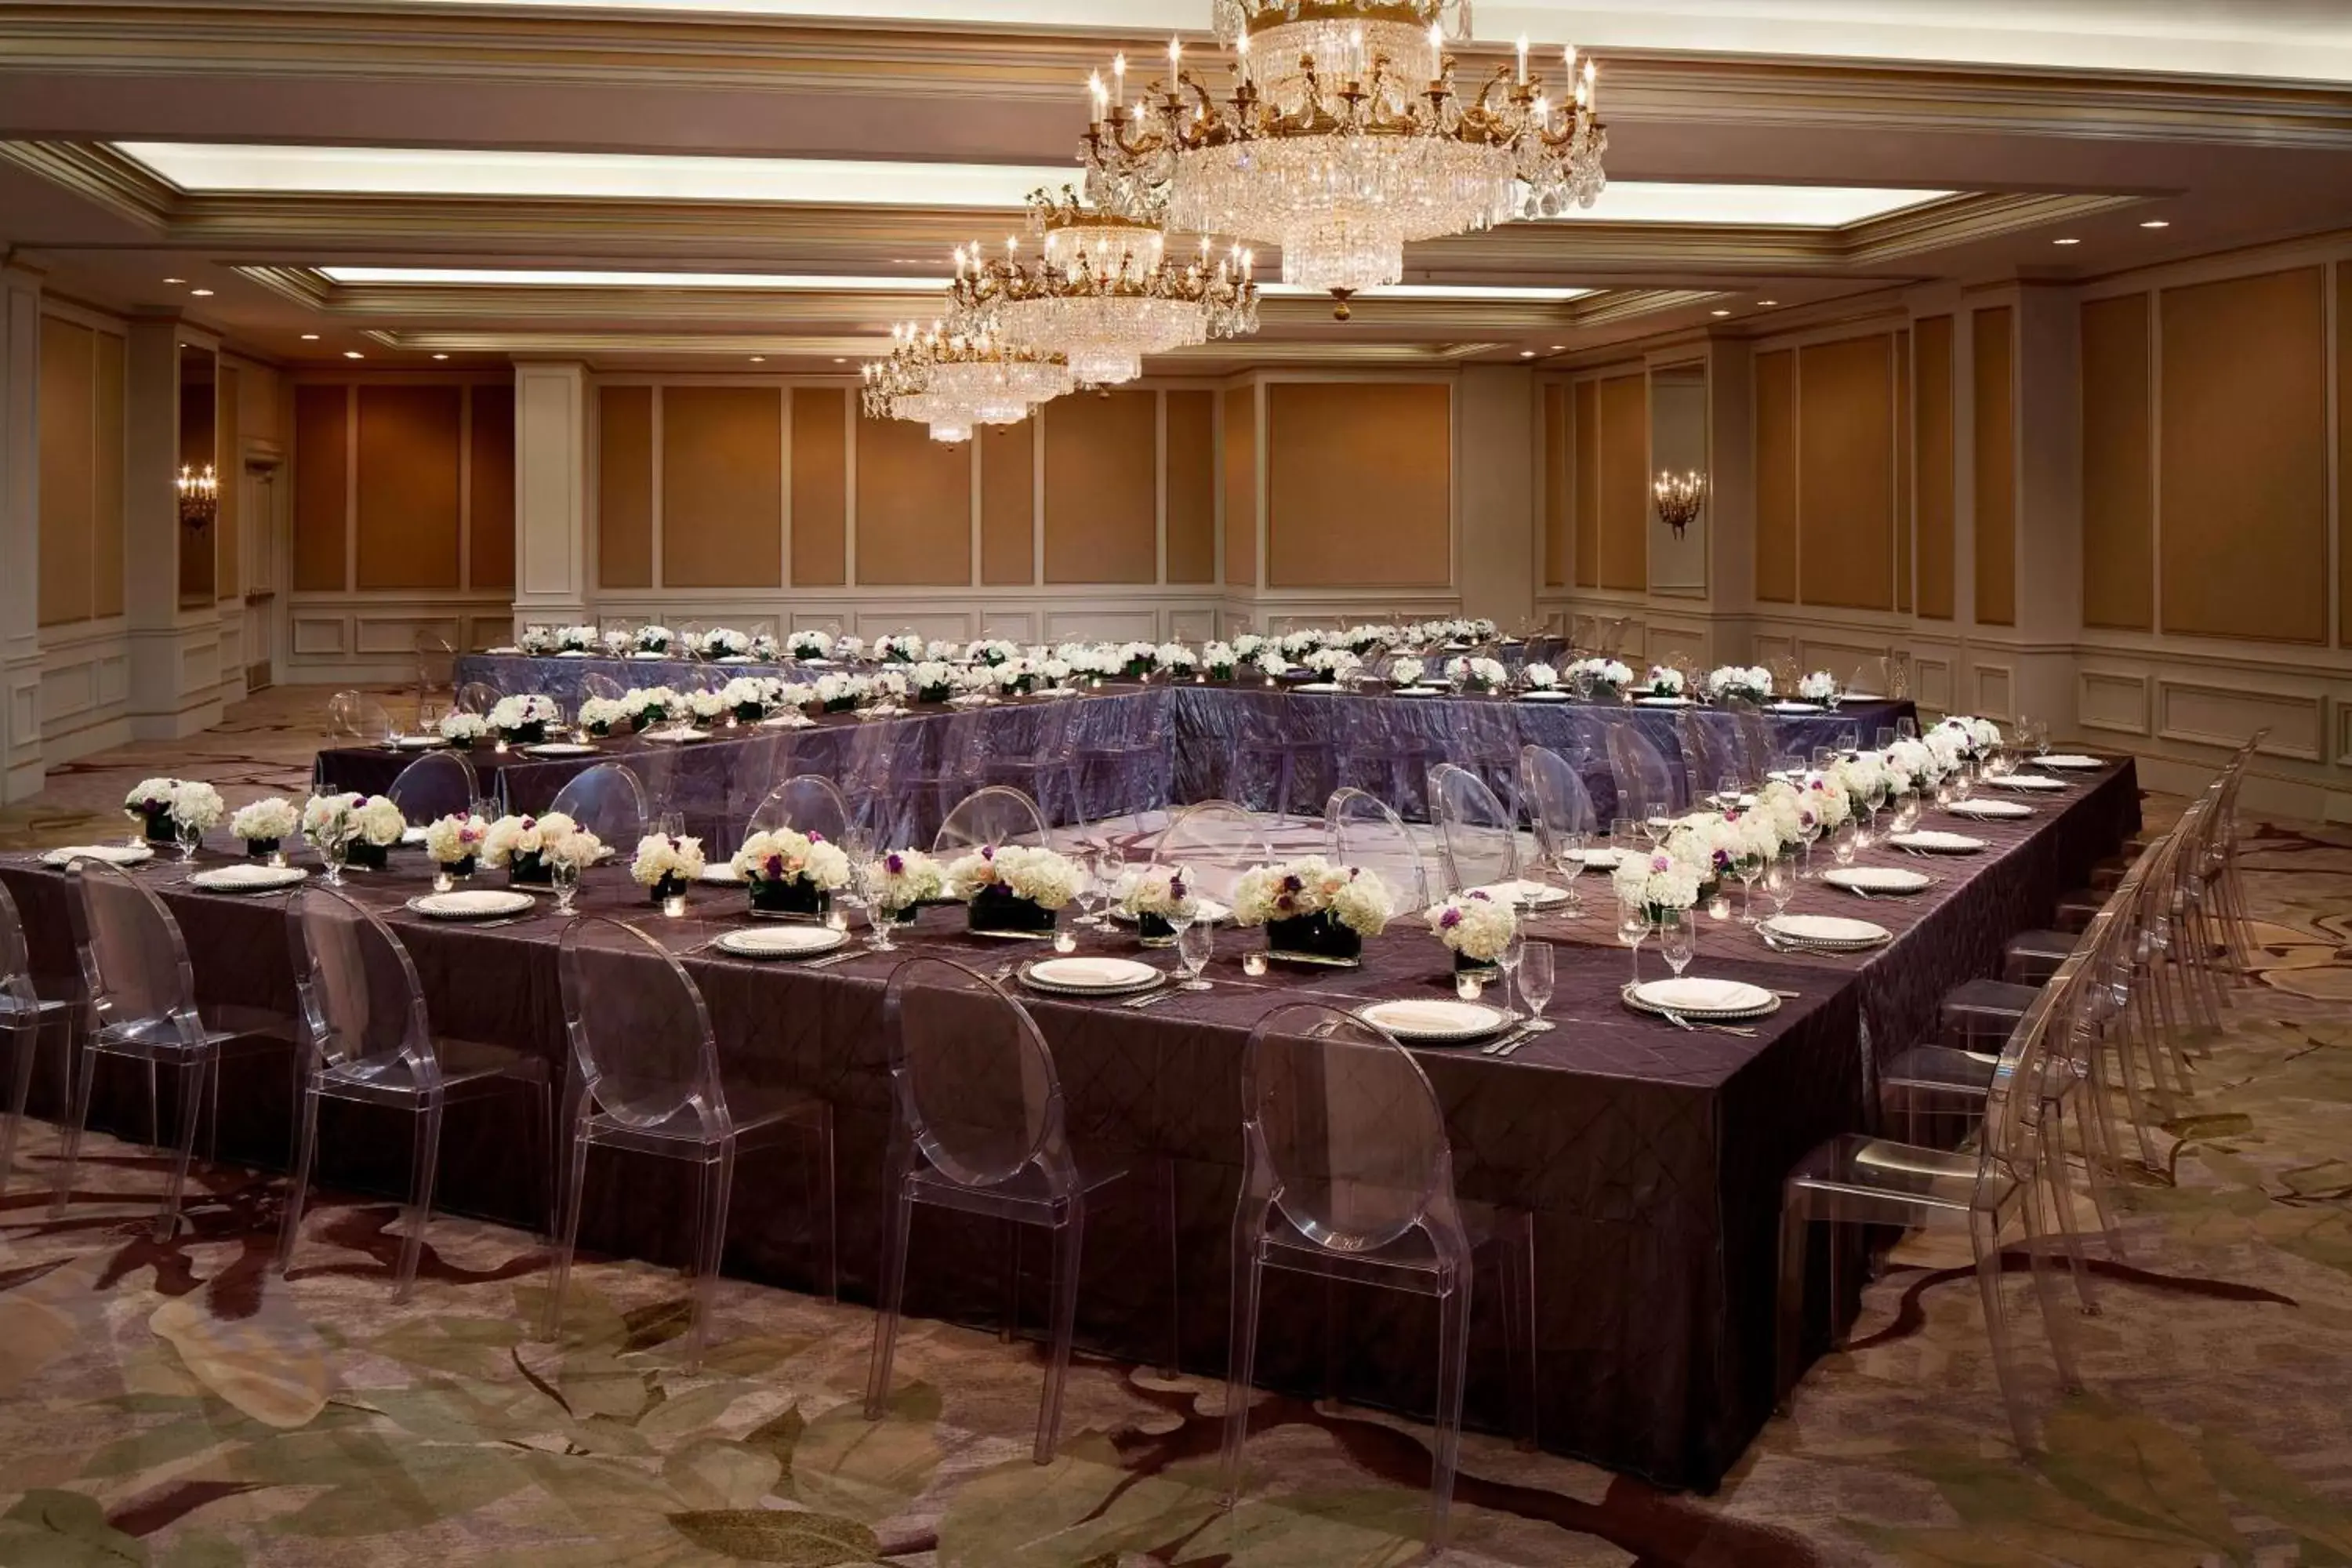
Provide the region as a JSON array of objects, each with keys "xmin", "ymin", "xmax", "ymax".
[
  {"xmin": 513, "ymin": 361, "xmax": 591, "ymax": 633},
  {"xmin": 0, "ymin": 267, "xmax": 43, "ymax": 800}
]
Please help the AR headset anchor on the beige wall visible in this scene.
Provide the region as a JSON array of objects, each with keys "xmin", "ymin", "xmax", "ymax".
[
  {"xmin": 1263, "ymin": 381, "xmax": 1450, "ymax": 590},
  {"xmin": 790, "ymin": 387, "xmax": 848, "ymax": 588},
  {"xmin": 1165, "ymin": 390, "xmax": 1216, "ymax": 586},
  {"xmin": 1541, "ymin": 383, "xmax": 1570, "ymax": 587},
  {"xmin": 663, "ymin": 386, "xmax": 783, "ymax": 590},
  {"xmin": 289, "ymin": 376, "xmax": 516, "ymax": 595},
  {"xmin": 979, "ymin": 418, "xmax": 1035, "ymax": 586},
  {"xmin": 37, "ymin": 314, "xmax": 125, "ymax": 627},
  {"xmin": 2080, "ymin": 292, "xmax": 2154, "ymax": 631},
  {"xmin": 1972, "ymin": 306, "xmax": 2017, "ymax": 626},
  {"xmin": 1915, "ymin": 314, "xmax": 1957, "ymax": 622},
  {"xmin": 856, "ymin": 412, "xmax": 971, "ymax": 586},
  {"xmin": 1044, "ymin": 390, "xmax": 1156, "ymax": 584},
  {"xmin": 1223, "ymin": 384, "xmax": 1258, "ymax": 589},
  {"xmin": 1797, "ymin": 332, "xmax": 1897, "ymax": 611},
  {"xmin": 1755, "ymin": 349, "xmax": 1797, "ymax": 604}
]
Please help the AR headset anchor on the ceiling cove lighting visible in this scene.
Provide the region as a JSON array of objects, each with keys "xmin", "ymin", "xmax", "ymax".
[
  {"xmin": 318, "ymin": 266, "xmax": 955, "ymax": 291},
  {"xmin": 119, "ymin": 143, "xmax": 1947, "ymax": 229}
]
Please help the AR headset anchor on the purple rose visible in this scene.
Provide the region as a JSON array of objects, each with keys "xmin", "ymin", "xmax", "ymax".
[
  {"xmin": 1439, "ymin": 907, "xmax": 1463, "ymax": 929},
  {"xmin": 884, "ymin": 852, "xmax": 905, "ymax": 874}
]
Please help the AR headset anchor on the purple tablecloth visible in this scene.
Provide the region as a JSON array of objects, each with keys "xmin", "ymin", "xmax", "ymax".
[{"xmin": 2, "ymin": 758, "xmax": 2134, "ymax": 1490}]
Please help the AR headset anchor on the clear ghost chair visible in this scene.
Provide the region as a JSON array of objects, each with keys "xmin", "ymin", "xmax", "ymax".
[
  {"xmin": 1233, "ymin": 692, "xmax": 1333, "ymax": 822},
  {"xmin": 1675, "ymin": 709, "xmax": 1744, "ymax": 803},
  {"xmin": 867, "ymin": 956, "xmax": 1170, "ymax": 1464},
  {"xmin": 1076, "ymin": 692, "xmax": 1173, "ymax": 818},
  {"xmin": 456, "ymin": 681, "xmax": 503, "ymax": 716},
  {"xmin": 388, "ymin": 751, "xmax": 481, "ymax": 829},
  {"xmin": 327, "ymin": 690, "xmax": 393, "ymax": 742},
  {"xmin": 277, "ymin": 883, "xmax": 550, "ymax": 1300},
  {"xmin": 1606, "ymin": 723, "xmax": 1680, "ymax": 823},
  {"xmin": 934, "ymin": 785, "xmax": 1050, "ymax": 855},
  {"xmin": 1425, "ymin": 763, "xmax": 1523, "ymax": 898},
  {"xmin": 748, "ymin": 773, "xmax": 851, "ymax": 846},
  {"xmin": 1334, "ymin": 698, "xmax": 1444, "ymax": 819},
  {"xmin": 546, "ymin": 916, "xmax": 837, "ymax": 1367},
  {"xmin": 1, "ymin": 880, "xmax": 73, "ymax": 1198},
  {"xmin": 1151, "ymin": 799, "xmax": 1272, "ymax": 909},
  {"xmin": 50, "ymin": 859, "xmax": 294, "ymax": 1236},
  {"xmin": 1446, "ymin": 701, "xmax": 1526, "ymax": 819},
  {"xmin": 1519, "ymin": 744, "xmax": 1598, "ymax": 866},
  {"xmin": 413, "ymin": 630, "xmax": 457, "ymax": 705},
  {"xmin": 1732, "ymin": 710, "xmax": 1777, "ymax": 786},
  {"xmin": 1222, "ymin": 1002, "xmax": 1537, "ymax": 1550},
  {"xmin": 1323, "ymin": 788, "xmax": 1430, "ymax": 911},
  {"xmin": 982, "ymin": 699, "xmax": 1085, "ymax": 828},
  {"xmin": 579, "ymin": 672, "xmax": 628, "ymax": 705},
  {"xmin": 886, "ymin": 709, "xmax": 986, "ymax": 848},
  {"xmin": 1777, "ymin": 994, "xmax": 2091, "ymax": 1455},
  {"xmin": 550, "ymin": 762, "xmax": 649, "ymax": 848}
]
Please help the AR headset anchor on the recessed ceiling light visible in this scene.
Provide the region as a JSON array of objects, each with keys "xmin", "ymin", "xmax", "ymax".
[
  {"xmin": 319, "ymin": 265, "xmax": 951, "ymax": 292},
  {"xmin": 1710, "ymin": 309, "xmax": 1733, "ymax": 318},
  {"xmin": 750, "ymin": 355, "xmax": 766, "ymax": 363},
  {"xmin": 189, "ymin": 288, "xmax": 214, "ymax": 296},
  {"xmin": 832, "ymin": 357, "xmax": 847, "ymax": 364},
  {"xmin": 162, "ymin": 276, "xmax": 185, "ymax": 284},
  {"xmin": 343, "ymin": 350, "xmax": 364, "ymax": 359},
  {"xmin": 432, "ymin": 353, "xmax": 449, "ymax": 360},
  {"xmin": 1758, "ymin": 299, "xmax": 1780, "ymax": 307},
  {"xmin": 1550, "ymin": 343, "xmax": 1565, "ymax": 350},
  {"xmin": 2140, "ymin": 219, "xmax": 2171, "ymax": 229},
  {"xmin": 2053, "ymin": 237, "xmax": 2081, "ymax": 245},
  {"xmin": 300, "ymin": 333, "xmax": 319, "ymax": 340},
  {"xmin": 1519, "ymin": 350, "xmax": 1537, "ymax": 358}
]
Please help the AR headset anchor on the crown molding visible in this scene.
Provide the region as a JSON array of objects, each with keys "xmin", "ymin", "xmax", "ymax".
[
  {"xmin": 0, "ymin": 141, "xmax": 172, "ymax": 230},
  {"xmin": 5, "ymin": 5, "xmax": 2352, "ymax": 148},
  {"xmin": 362, "ymin": 326, "xmax": 1509, "ymax": 369}
]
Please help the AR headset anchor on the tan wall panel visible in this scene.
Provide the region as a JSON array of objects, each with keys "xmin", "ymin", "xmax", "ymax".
[
  {"xmin": 2341, "ymin": 265, "xmax": 2352, "ymax": 646},
  {"xmin": 1597, "ymin": 374, "xmax": 1647, "ymax": 592},
  {"xmin": 596, "ymin": 386, "xmax": 654, "ymax": 590},
  {"xmin": 1166, "ymin": 390, "xmax": 1216, "ymax": 584},
  {"xmin": 1267, "ymin": 381, "xmax": 1450, "ymax": 589},
  {"xmin": 1797, "ymin": 333, "xmax": 1895, "ymax": 610},
  {"xmin": 663, "ymin": 386, "xmax": 782, "ymax": 589},
  {"xmin": 93, "ymin": 332, "xmax": 125, "ymax": 619},
  {"xmin": 37, "ymin": 317, "xmax": 93, "ymax": 626},
  {"xmin": 1542, "ymin": 383, "xmax": 1570, "ymax": 587},
  {"xmin": 1755, "ymin": 349, "xmax": 1797, "ymax": 604},
  {"xmin": 1573, "ymin": 380, "xmax": 1599, "ymax": 588},
  {"xmin": 1223, "ymin": 386, "xmax": 1257, "ymax": 588},
  {"xmin": 2080, "ymin": 292, "xmax": 2154, "ymax": 631},
  {"xmin": 216, "ymin": 365, "xmax": 240, "ymax": 599},
  {"xmin": 354, "ymin": 385, "xmax": 462, "ymax": 591},
  {"xmin": 292, "ymin": 383, "xmax": 350, "ymax": 593},
  {"xmin": 470, "ymin": 382, "xmax": 517, "ymax": 590},
  {"xmin": 1894, "ymin": 331, "xmax": 1913, "ymax": 613},
  {"xmin": 1972, "ymin": 306, "xmax": 2016, "ymax": 626},
  {"xmin": 980, "ymin": 419, "xmax": 1035, "ymax": 586},
  {"xmin": 855, "ymin": 412, "xmax": 970, "ymax": 586},
  {"xmin": 1045, "ymin": 390, "xmax": 1159, "ymax": 583},
  {"xmin": 1915, "ymin": 316, "xmax": 1955, "ymax": 619},
  {"xmin": 793, "ymin": 390, "xmax": 848, "ymax": 587},
  {"xmin": 2160, "ymin": 267, "xmax": 2328, "ymax": 643}
]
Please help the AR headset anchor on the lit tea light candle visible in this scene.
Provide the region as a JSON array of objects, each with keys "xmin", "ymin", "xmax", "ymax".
[
  {"xmin": 1053, "ymin": 930, "xmax": 1078, "ymax": 954},
  {"xmin": 1241, "ymin": 949, "xmax": 1269, "ymax": 978},
  {"xmin": 1454, "ymin": 972, "xmax": 1485, "ymax": 1001},
  {"xmin": 662, "ymin": 894, "xmax": 687, "ymax": 919}
]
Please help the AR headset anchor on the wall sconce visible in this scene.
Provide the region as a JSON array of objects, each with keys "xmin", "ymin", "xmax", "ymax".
[
  {"xmin": 176, "ymin": 463, "xmax": 218, "ymax": 530},
  {"xmin": 1653, "ymin": 469, "xmax": 1705, "ymax": 540}
]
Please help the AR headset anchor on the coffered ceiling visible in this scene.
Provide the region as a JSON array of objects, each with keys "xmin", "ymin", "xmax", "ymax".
[{"xmin": 5, "ymin": 0, "xmax": 2352, "ymax": 375}]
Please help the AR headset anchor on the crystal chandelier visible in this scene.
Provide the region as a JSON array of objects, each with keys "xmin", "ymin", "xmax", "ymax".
[
  {"xmin": 946, "ymin": 188, "xmax": 1261, "ymax": 387},
  {"xmin": 1080, "ymin": 2, "xmax": 1606, "ymax": 314},
  {"xmin": 859, "ymin": 321, "xmax": 1073, "ymax": 444},
  {"xmin": 176, "ymin": 463, "xmax": 217, "ymax": 529}
]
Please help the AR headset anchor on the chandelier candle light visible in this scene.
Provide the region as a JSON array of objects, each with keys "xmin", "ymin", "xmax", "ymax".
[
  {"xmin": 860, "ymin": 321, "xmax": 1073, "ymax": 443},
  {"xmin": 176, "ymin": 463, "xmax": 218, "ymax": 529},
  {"xmin": 1080, "ymin": 2, "xmax": 1606, "ymax": 315},
  {"xmin": 1654, "ymin": 469, "xmax": 1706, "ymax": 540}
]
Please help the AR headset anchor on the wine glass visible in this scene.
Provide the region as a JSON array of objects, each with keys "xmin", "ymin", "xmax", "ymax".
[
  {"xmin": 1657, "ymin": 909, "xmax": 1694, "ymax": 978},
  {"xmin": 318, "ymin": 827, "xmax": 350, "ymax": 888},
  {"xmin": 1174, "ymin": 920, "xmax": 1215, "ymax": 992},
  {"xmin": 1733, "ymin": 847, "xmax": 1766, "ymax": 924},
  {"xmin": 550, "ymin": 855, "xmax": 581, "ymax": 914},
  {"xmin": 1073, "ymin": 847, "xmax": 1106, "ymax": 927},
  {"xmin": 1832, "ymin": 818, "xmax": 1859, "ymax": 866},
  {"xmin": 1554, "ymin": 832, "xmax": 1588, "ymax": 913},
  {"xmin": 1519, "ymin": 942, "xmax": 1555, "ymax": 1031},
  {"xmin": 1093, "ymin": 843, "xmax": 1127, "ymax": 924},
  {"xmin": 1896, "ymin": 717, "xmax": 1918, "ymax": 742},
  {"xmin": 1763, "ymin": 855, "xmax": 1795, "ymax": 921},
  {"xmin": 1798, "ymin": 808, "xmax": 1824, "ymax": 880},
  {"xmin": 1498, "ymin": 929, "xmax": 1527, "ymax": 1018},
  {"xmin": 1617, "ymin": 892, "xmax": 1650, "ymax": 985},
  {"xmin": 1875, "ymin": 726, "xmax": 1896, "ymax": 753},
  {"xmin": 173, "ymin": 814, "xmax": 202, "ymax": 864}
]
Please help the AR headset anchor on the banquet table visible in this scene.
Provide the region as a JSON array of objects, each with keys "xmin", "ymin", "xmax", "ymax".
[{"xmin": 2, "ymin": 757, "xmax": 2134, "ymax": 1491}]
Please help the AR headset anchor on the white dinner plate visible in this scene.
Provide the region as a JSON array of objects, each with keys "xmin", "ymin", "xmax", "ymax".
[
  {"xmin": 390, "ymin": 735, "xmax": 448, "ymax": 750},
  {"xmin": 1984, "ymin": 774, "xmax": 2068, "ymax": 792},
  {"xmin": 1635, "ymin": 695, "xmax": 1695, "ymax": 707},
  {"xmin": 1566, "ymin": 846, "xmax": 1625, "ymax": 869},
  {"xmin": 1519, "ymin": 688, "xmax": 1571, "ymax": 701},
  {"xmin": 698, "ymin": 862, "xmax": 743, "ymax": 884},
  {"xmin": 1766, "ymin": 701, "xmax": 1824, "ymax": 714},
  {"xmin": 1023, "ymin": 956, "xmax": 1162, "ymax": 994},
  {"xmin": 628, "ymin": 651, "xmax": 668, "ymax": 660},
  {"xmin": 1625, "ymin": 977, "xmax": 1780, "ymax": 1019},
  {"xmin": 408, "ymin": 889, "xmax": 535, "ymax": 920},
  {"xmin": 1763, "ymin": 913, "xmax": 1890, "ymax": 949},
  {"xmin": 1356, "ymin": 998, "xmax": 1510, "ymax": 1044},
  {"xmin": 1946, "ymin": 798, "xmax": 2033, "ymax": 819},
  {"xmin": 716, "ymin": 655, "xmax": 755, "ymax": 664},
  {"xmin": 400, "ymin": 826, "xmax": 430, "ymax": 846},
  {"xmin": 1393, "ymin": 686, "xmax": 1445, "ymax": 697},
  {"xmin": 42, "ymin": 843, "xmax": 155, "ymax": 867},
  {"xmin": 555, "ymin": 650, "xmax": 593, "ymax": 659},
  {"xmin": 1293, "ymin": 681, "xmax": 1347, "ymax": 694},
  {"xmin": 2035, "ymin": 754, "xmax": 2103, "ymax": 771},
  {"xmin": 485, "ymin": 646, "xmax": 522, "ymax": 655},
  {"xmin": 190, "ymin": 864, "xmax": 310, "ymax": 894},
  {"xmin": 759, "ymin": 713, "xmax": 815, "ymax": 729},
  {"xmin": 796, "ymin": 657, "xmax": 837, "ymax": 668},
  {"xmin": 1475, "ymin": 879, "xmax": 1570, "ymax": 909},
  {"xmin": 1889, "ymin": 830, "xmax": 1987, "ymax": 854},
  {"xmin": 1824, "ymin": 866, "xmax": 1932, "ymax": 895},
  {"xmin": 1839, "ymin": 691, "xmax": 1885, "ymax": 702},
  {"xmin": 646, "ymin": 727, "xmax": 713, "ymax": 743},
  {"xmin": 1108, "ymin": 898, "xmax": 1231, "ymax": 925},
  {"xmin": 524, "ymin": 742, "xmax": 600, "ymax": 757},
  {"xmin": 716, "ymin": 925, "xmax": 847, "ymax": 960}
]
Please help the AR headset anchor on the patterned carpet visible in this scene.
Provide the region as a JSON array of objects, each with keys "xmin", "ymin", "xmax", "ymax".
[{"xmin": 2, "ymin": 691, "xmax": 2350, "ymax": 1566}]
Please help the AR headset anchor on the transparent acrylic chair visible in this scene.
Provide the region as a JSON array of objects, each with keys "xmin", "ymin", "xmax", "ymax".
[
  {"xmin": 1606, "ymin": 723, "xmax": 1679, "ymax": 823},
  {"xmin": 1675, "ymin": 709, "xmax": 1743, "ymax": 803},
  {"xmin": 934, "ymin": 784, "xmax": 1050, "ymax": 855},
  {"xmin": 747, "ymin": 774, "xmax": 851, "ymax": 846},
  {"xmin": 1519, "ymin": 744, "xmax": 1599, "ymax": 865},
  {"xmin": 1334, "ymin": 697, "xmax": 1443, "ymax": 819},
  {"xmin": 1222, "ymin": 1002, "xmax": 1537, "ymax": 1551},
  {"xmin": 982, "ymin": 699, "xmax": 1085, "ymax": 827},
  {"xmin": 1425, "ymin": 763, "xmax": 1522, "ymax": 898},
  {"xmin": 867, "ymin": 956, "xmax": 1171, "ymax": 1463},
  {"xmin": 388, "ymin": 751, "xmax": 481, "ymax": 829},
  {"xmin": 1151, "ymin": 799, "xmax": 1272, "ymax": 909},
  {"xmin": 550, "ymin": 762, "xmax": 649, "ymax": 848},
  {"xmin": 1777, "ymin": 993, "xmax": 2092, "ymax": 1454},
  {"xmin": 579, "ymin": 671, "xmax": 628, "ymax": 706},
  {"xmin": 278, "ymin": 883, "xmax": 550, "ymax": 1299},
  {"xmin": 327, "ymin": 690, "xmax": 393, "ymax": 743},
  {"xmin": 1234, "ymin": 692, "xmax": 1332, "ymax": 822},
  {"xmin": 1323, "ymin": 787, "xmax": 1430, "ymax": 910},
  {"xmin": 52, "ymin": 858, "xmax": 293, "ymax": 1235},
  {"xmin": 1076, "ymin": 691, "xmax": 1173, "ymax": 816},
  {"xmin": 546, "ymin": 916, "xmax": 837, "ymax": 1367},
  {"xmin": 455, "ymin": 681, "xmax": 503, "ymax": 716},
  {"xmin": 1, "ymin": 880, "xmax": 73, "ymax": 1198}
]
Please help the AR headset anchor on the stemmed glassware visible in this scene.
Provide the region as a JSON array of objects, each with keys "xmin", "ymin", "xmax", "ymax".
[
  {"xmin": 173, "ymin": 814, "xmax": 203, "ymax": 864},
  {"xmin": 1762, "ymin": 855, "xmax": 1795, "ymax": 923},
  {"xmin": 1553, "ymin": 832, "xmax": 1588, "ymax": 915},
  {"xmin": 550, "ymin": 855, "xmax": 582, "ymax": 914},
  {"xmin": 1733, "ymin": 845, "xmax": 1766, "ymax": 924},
  {"xmin": 1518, "ymin": 942, "xmax": 1555, "ymax": 1031},
  {"xmin": 1498, "ymin": 930, "xmax": 1526, "ymax": 1017},
  {"xmin": 317, "ymin": 826, "xmax": 351, "ymax": 888},
  {"xmin": 1657, "ymin": 909, "xmax": 1695, "ymax": 978},
  {"xmin": 1617, "ymin": 891, "xmax": 1650, "ymax": 985},
  {"xmin": 1071, "ymin": 840, "xmax": 1107, "ymax": 927},
  {"xmin": 1090, "ymin": 843, "xmax": 1126, "ymax": 928},
  {"xmin": 1173, "ymin": 920, "xmax": 1215, "ymax": 992}
]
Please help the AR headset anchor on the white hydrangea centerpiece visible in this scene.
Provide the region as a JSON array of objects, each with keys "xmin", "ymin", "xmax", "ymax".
[
  {"xmin": 425, "ymin": 813, "xmax": 490, "ymax": 869},
  {"xmin": 488, "ymin": 693, "xmax": 561, "ymax": 742},
  {"xmin": 630, "ymin": 833, "xmax": 706, "ymax": 902},
  {"xmin": 229, "ymin": 796, "xmax": 299, "ymax": 851},
  {"xmin": 1798, "ymin": 670, "xmax": 1841, "ymax": 704},
  {"xmin": 949, "ymin": 844, "xmax": 1085, "ymax": 934},
  {"xmin": 1232, "ymin": 856, "xmax": 1394, "ymax": 964},
  {"xmin": 734, "ymin": 826, "xmax": 851, "ymax": 915},
  {"xmin": 481, "ymin": 811, "xmax": 580, "ymax": 884},
  {"xmin": 1427, "ymin": 889, "xmax": 1518, "ymax": 971}
]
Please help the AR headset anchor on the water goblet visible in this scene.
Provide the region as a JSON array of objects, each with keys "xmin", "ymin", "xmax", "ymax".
[
  {"xmin": 1174, "ymin": 920, "xmax": 1215, "ymax": 991},
  {"xmin": 1657, "ymin": 909, "xmax": 1695, "ymax": 978},
  {"xmin": 1875, "ymin": 726, "xmax": 1896, "ymax": 753},
  {"xmin": 1832, "ymin": 818, "xmax": 1859, "ymax": 866},
  {"xmin": 550, "ymin": 855, "xmax": 581, "ymax": 914},
  {"xmin": 1498, "ymin": 929, "xmax": 1527, "ymax": 1017},
  {"xmin": 1763, "ymin": 855, "xmax": 1795, "ymax": 920},
  {"xmin": 1896, "ymin": 717, "xmax": 1918, "ymax": 742},
  {"xmin": 174, "ymin": 815, "xmax": 202, "ymax": 863},
  {"xmin": 1617, "ymin": 894, "xmax": 1650, "ymax": 985},
  {"xmin": 1733, "ymin": 849, "xmax": 1766, "ymax": 924},
  {"xmin": 318, "ymin": 830, "xmax": 350, "ymax": 888},
  {"xmin": 1519, "ymin": 942, "xmax": 1555, "ymax": 1031},
  {"xmin": 1555, "ymin": 834, "xmax": 1588, "ymax": 913}
]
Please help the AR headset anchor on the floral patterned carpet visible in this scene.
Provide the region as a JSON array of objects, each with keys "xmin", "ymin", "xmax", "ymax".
[{"xmin": 2, "ymin": 692, "xmax": 2350, "ymax": 1565}]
